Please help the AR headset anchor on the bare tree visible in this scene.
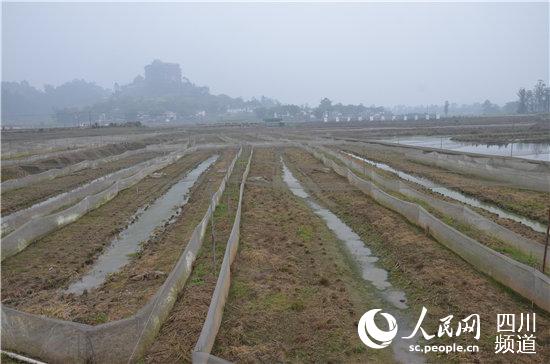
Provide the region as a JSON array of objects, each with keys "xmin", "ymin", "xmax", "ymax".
[
  {"xmin": 534, "ymin": 79, "xmax": 546, "ymax": 113},
  {"xmin": 526, "ymin": 90, "xmax": 535, "ymax": 113},
  {"xmin": 517, "ymin": 88, "xmax": 527, "ymax": 114}
]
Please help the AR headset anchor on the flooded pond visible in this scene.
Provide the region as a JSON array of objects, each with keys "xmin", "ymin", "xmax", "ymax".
[
  {"xmin": 282, "ymin": 160, "xmax": 424, "ymax": 363},
  {"xmin": 379, "ymin": 136, "xmax": 550, "ymax": 162},
  {"xmin": 66, "ymin": 155, "xmax": 219, "ymax": 294},
  {"xmin": 344, "ymin": 151, "xmax": 547, "ymax": 233}
]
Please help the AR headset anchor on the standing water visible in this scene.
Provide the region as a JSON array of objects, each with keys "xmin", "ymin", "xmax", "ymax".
[
  {"xmin": 344, "ymin": 151, "xmax": 547, "ymax": 233},
  {"xmin": 66, "ymin": 155, "xmax": 219, "ymax": 294},
  {"xmin": 380, "ymin": 136, "xmax": 550, "ymax": 162},
  {"xmin": 281, "ymin": 159, "xmax": 424, "ymax": 364}
]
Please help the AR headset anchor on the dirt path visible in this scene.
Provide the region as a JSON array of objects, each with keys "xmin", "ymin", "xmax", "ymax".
[
  {"xmin": 144, "ymin": 149, "xmax": 250, "ymax": 363},
  {"xmin": 0, "ymin": 149, "xmax": 232, "ymax": 321},
  {"xmin": 210, "ymin": 147, "xmax": 394, "ymax": 363},
  {"xmin": 341, "ymin": 144, "xmax": 549, "ymax": 225},
  {"xmin": 1, "ymin": 151, "xmax": 162, "ymax": 214},
  {"xmin": 284, "ymin": 147, "xmax": 549, "ymax": 363}
]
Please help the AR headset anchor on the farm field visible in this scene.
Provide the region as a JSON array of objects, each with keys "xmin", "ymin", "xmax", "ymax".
[
  {"xmin": 4, "ymin": 2, "xmax": 550, "ymax": 362},
  {"xmin": 1, "ymin": 118, "xmax": 549, "ymax": 363},
  {"xmin": 1, "ymin": 150, "xmax": 163, "ymax": 214},
  {"xmin": 337, "ymin": 145, "xmax": 549, "ymax": 233}
]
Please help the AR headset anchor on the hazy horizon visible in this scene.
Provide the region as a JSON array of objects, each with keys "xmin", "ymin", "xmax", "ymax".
[{"xmin": 2, "ymin": 2, "xmax": 549, "ymax": 107}]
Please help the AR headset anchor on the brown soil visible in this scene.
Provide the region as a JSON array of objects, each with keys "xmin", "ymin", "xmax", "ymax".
[
  {"xmin": 335, "ymin": 149, "xmax": 547, "ymax": 248},
  {"xmin": 319, "ymin": 150, "xmax": 545, "ymax": 271},
  {"xmin": 194, "ymin": 134, "xmax": 225, "ymax": 144},
  {"xmin": 299, "ymin": 115, "xmax": 545, "ymax": 142},
  {"xmin": 211, "ymin": 148, "xmax": 393, "ymax": 363},
  {"xmin": 341, "ymin": 144, "xmax": 550, "ymax": 225},
  {"xmin": 234, "ymin": 133, "xmax": 266, "ymax": 143},
  {"xmin": 1, "ymin": 151, "xmax": 162, "ymax": 214},
  {"xmin": 144, "ymin": 149, "xmax": 250, "ymax": 363},
  {"xmin": 450, "ymin": 121, "xmax": 550, "ymax": 143},
  {"xmin": 0, "ymin": 149, "xmax": 231, "ymax": 321},
  {"xmin": 284, "ymin": 147, "xmax": 550, "ymax": 363},
  {"xmin": 0, "ymin": 130, "xmax": 190, "ymax": 181},
  {"xmin": 1, "ymin": 142, "xmax": 144, "ymax": 181}
]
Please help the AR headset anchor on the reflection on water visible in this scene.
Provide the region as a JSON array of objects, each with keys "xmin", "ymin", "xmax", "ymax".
[
  {"xmin": 344, "ymin": 152, "xmax": 547, "ymax": 233},
  {"xmin": 380, "ymin": 136, "xmax": 550, "ymax": 162},
  {"xmin": 282, "ymin": 160, "xmax": 424, "ymax": 364},
  {"xmin": 282, "ymin": 160, "xmax": 407, "ymax": 306},
  {"xmin": 66, "ymin": 155, "xmax": 219, "ymax": 294}
]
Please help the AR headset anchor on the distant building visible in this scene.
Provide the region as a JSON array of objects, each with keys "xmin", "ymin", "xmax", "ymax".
[
  {"xmin": 163, "ymin": 111, "xmax": 176, "ymax": 122},
  {"xmin": 145, "ymin": 60, "xmax": 181, "ymax": 85}
]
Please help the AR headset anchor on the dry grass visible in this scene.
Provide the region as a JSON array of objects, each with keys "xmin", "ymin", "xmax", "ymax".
[
  {"xmin": 1, "ymin": 150, "xmax": 230, "ymax": 322},
  {"xmin": 212, "ymin": 148, "xmax": 392, "ymax": 363},
  {"xmin": 284, "ymin": 147, "xmax": 550, "ymax": 363},
  {"xmin": 144, "ymin": 149, "xmax": 249, "ymax": 363}
]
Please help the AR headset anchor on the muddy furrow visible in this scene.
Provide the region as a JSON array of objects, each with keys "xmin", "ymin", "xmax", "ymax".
[
  {"xmin": 0, "ymin": 150, "xmax": 225, "ymax": 317},
  {"xmin": 1, "ymin": 142, "xmax": 146, "ymax": 181},
  {"xmin": 144, "ymin": 149, "xmax": 250, "ymax": 363},
  {"xmin": 1, "ymin": 151, "xmax": 162, "ymax": 215},
  {"xmin": 338, "ymin": 148, "xmax": 547, "ymax": 242},
  {"xmin": 325, "ymin": 148, "xmax": 547, "ymax": 270},
  {"xmin": 284, "ymin": 147, "xmax": 549, "ymax": 363},
  {"xmin": 341, "ymin": 144, "xmax": 549, "ymax": 224},
  {"xmin": 210, "ymin": 147, "xmax": 394, "ymax": 363}
]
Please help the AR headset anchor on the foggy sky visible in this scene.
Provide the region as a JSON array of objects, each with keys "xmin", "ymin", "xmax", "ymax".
[{"xmin": 2, "ymin": 2, "xmax": 549, "ymax": 106}]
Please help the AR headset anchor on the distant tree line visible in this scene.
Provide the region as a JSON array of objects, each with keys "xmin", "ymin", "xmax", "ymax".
[
  {"xmin": 517, "ymin": 80, "xmax": 549, "ymax": 114},
  {"xmin": 255, "ymin": 97, "xmax": 386, "ymax": 122},
  {"xmin": 1, "ymin": 80, "xmax": 109, "ymax": 126},
  {"xmin": 2, "ymin": 60, "xmax": 547, "ymax": 126},
  {"xmin": 394, "ymin": 80, "xmax": 548, "ymax": 117},
  {"xmin": 1, "ymin": 60, "xmax": 280, "ymax": 127}
]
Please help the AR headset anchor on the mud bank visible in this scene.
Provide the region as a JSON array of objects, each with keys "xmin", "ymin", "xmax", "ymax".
[
  {"xmin": 211, "ymin": 148, "xmax": 395, "ymax": 363},
  {"xmin": 67, "ymin": 155, "xmax": 219, "ymax": 294},
  {"xmin": 341, "ymin": 144, "xmax": 549, "ymax": 225},
  {"xmin": 144, "ymin": 149, "xmax": 250, "ymax": 363},
  {"xmin": 284, "ymin": 147, "xmax": 550, "ymax": 363},
  {"xmin": 1, "ymin": 151, "xmax": 162, "ymax": 215},
  {"xmin": 1, "ymin": 150, "xmax": 223, "ymax": 320}
]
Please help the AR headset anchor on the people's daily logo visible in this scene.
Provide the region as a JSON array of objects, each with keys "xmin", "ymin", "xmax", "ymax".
[
  {"xmin": 357, "ymin": 309, "xmax": 398, "ymax": 349},
  {"xmin": 358, "ymin": 308, "xmax": 537, "ymax": 355}
]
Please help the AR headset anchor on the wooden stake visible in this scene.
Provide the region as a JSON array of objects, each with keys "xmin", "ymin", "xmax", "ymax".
[
  {"xmin": 364, "ymin": 150, "xmax": 367, "ymax": 176},
  {"xmin": 211, "ymin": 194, "xmax": 216, "ymax": 268},
  {"xmin": 227, "ymin": 182, "xmax": 230, "ymax": 215},
  {"xmin": 541, "ymin": 208, "xmax": 549, "ymax": 273}
]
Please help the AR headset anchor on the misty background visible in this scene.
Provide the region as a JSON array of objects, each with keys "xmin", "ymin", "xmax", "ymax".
[{"xmin": 1, "ymin": 2, "xmax": 549, "ymax": 126}]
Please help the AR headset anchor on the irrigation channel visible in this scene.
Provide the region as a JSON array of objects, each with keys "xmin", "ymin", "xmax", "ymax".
[
  {"xmin": 67, "ymin": 155, "xmax": 219, "ymax": 294},
  {"xmin": 343, "ymin": 151, "xmax": 547, "ymax": 234},
  {"xmin": 380, "ymin": 136, "xmax": 550, "ymax": 162},
  {"xmin": 282, "ymin": 159, "xmax": 424, "ymax": 364}
]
